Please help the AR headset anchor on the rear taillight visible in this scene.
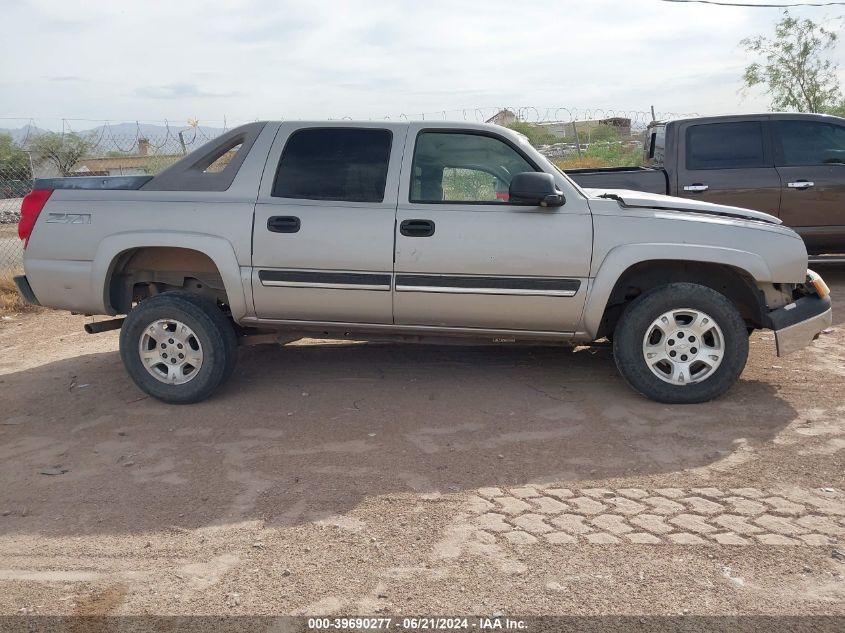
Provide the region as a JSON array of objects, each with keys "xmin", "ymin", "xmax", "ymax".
[{"xmin": 18, "ymin": 189, "xmax": 53, "ymax": 247}]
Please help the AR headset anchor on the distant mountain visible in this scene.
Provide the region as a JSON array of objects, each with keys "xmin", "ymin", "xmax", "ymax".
[
  {"xmin": 0, "ymin": 122, "xmax": 228, "ymax": 149},
  {"xmin": 0, "ymin": 125, "xmax": 48, "ymax": 144}
]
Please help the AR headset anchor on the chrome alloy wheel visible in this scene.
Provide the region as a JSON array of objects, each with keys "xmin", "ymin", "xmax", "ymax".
[
  {"xmin": 138, "ymin": 319, "xmax": 203, "ymax": 385},
  {"xmin": 642, "ymin": 308, "xmax": 725, "ymax": 385}
]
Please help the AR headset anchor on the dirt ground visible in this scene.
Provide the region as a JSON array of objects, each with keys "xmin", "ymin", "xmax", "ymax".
[{"xmin": 0, "ymin": 268, "xmax": 843, "ymax": 618}]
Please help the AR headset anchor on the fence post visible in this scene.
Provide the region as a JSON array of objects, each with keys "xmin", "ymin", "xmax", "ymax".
[{"xmin": 571, "ymin": 121, "xmax": 582, "ymax": 157}]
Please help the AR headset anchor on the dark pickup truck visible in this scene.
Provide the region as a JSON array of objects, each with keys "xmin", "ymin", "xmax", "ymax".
[{"xmin": 567, "ymin": 113, "xmax": 845, "ymax": 256}]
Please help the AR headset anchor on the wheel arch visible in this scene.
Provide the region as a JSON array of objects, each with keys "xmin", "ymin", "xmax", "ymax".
[
  {"xmin": 583, "ymin": 244, "xmax": 771, "ymax": 339},
  {"xmin": 93, "ymin": 233, "xmax": 249, "ymax": 321}
]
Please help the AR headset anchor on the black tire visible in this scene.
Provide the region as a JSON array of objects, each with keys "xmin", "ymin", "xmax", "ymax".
[
  {"xmin": 612, "ymin": 283, "xmax": 748, "ymax": 404},
  {"xmin": 119, "ymin": 291, "xmax": 238, "ymax": 404}
]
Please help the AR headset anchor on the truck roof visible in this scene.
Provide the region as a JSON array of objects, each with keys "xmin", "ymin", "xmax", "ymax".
[{"xmin": 653, "ymin": 112, "xmax": 845, "ymax": 126}]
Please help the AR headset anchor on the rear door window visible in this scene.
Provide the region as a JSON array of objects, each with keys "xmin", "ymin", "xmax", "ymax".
[
  {"xmin": 772, "ymin": 120, "xmax": 845, "ymax": 166},
  {"xmin": 272, "ymin": 128, "xmax": 392, "ymax": 203},
  {"xmin": 686, "ymin": 122, "xmax": 767, "ymax": 170}
]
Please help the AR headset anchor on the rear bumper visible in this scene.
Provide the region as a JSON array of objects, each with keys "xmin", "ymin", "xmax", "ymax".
[
  {"xmin": 13, "ymin": 275, "xmax": 40, "ymax": 306},
  {"xmin": 770, "ymin": 294, "xmax": 832, "ymax": 356}
]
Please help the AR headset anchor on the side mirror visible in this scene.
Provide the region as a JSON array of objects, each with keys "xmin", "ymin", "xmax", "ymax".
[{"xmin": 509, "ymin": 172, "xmax": 565, "ymax": 208}]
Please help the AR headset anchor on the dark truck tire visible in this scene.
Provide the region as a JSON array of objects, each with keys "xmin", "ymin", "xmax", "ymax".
[
  {"xmin": 612, "ymin": 283, "xmax": 748, "ymax": 404},
  {"xmin": 119, "ymin": 291, "xmax": 238, "ymax": 404}
]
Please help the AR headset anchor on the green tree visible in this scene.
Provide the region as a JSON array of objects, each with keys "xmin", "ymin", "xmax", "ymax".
[
  {"xmin": 741, "ymin": 11, "xmax": 842, "ymax": 113},
  {"xmin": 0, "ymin": 133, "xmax": 32, "ymax": 180},
  {"xmin": 28, "ymin": 131, "xmax": 95, "ymax": 176}
]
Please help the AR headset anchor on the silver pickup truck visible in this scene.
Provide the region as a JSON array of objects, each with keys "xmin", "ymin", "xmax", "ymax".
[{"xmin": 14, "ymin": 120, "xmax": 832, "ymax": 404}]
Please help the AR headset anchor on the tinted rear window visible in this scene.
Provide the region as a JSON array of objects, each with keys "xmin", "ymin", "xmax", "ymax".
[
  {"xmin": 686, "ymin": 122, "xmax": 767, "ymax": 170},
  {"xmin": 273, "ymin": 128, "xmax": 392, "ymax": 202}
]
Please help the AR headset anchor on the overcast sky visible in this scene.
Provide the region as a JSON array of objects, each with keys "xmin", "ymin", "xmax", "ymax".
[{"xmin": 1, "ymin": 0, "xmax": 844, "ymax": 128}]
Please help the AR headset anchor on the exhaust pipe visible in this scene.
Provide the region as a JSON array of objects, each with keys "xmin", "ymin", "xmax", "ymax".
[{"xmin": 84, "ymin": 318, "xmax": 125, "ymax": 334}]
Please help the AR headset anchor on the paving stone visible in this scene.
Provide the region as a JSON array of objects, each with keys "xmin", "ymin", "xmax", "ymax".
[
  {"xmin": 585, "ymin": 532, "xmax": 620, "ymax": 544},
  {"xmin": 545, "ymin": 531, "xmax": 577, "ymax": 544},
  {"xmin": 496, "ymin": 497, "xmax": 532, "ymax": 515},
  {"xmin": 762, "ymin": 497, "xmax": 805, "ymax": 516},
  {"xmin": 475, "ymin": 513, "xmax": 512, "ymax": 533},
  {"xmin": 725, "ymin": 497, "xmax": 767, "ymax": 516},
  {"xmin": 474, "ymin": 530, "xmax": 497, "ymax": 544},
  {"xmin": 617, "ymin": 488, "xmax": 649, "ymax": 500},
  {"xmin": 629, "ymin": 513, "xmax": 674, "ymax": 535},
  {"xmin": 591, "ymin": 514, "xmax": 633, "ymax": 535},
  {"xmin": 712, "ymin": 532, "xmax": 750, "ymax": 545},
  {"xmin": 729, "ymin": 488, "xmax": 765, "ymax": 499},
  {"xmin": 795, "ymin": 515, "xmax": 845, "ymax": 536},
  {"xmin": 681, "ymin": 496, "xmax": 724, "ymax": 515},
  {"xmin": 667, "ymin": 532, "xmax": 706, "ymax": 545},
  {"xmin": 503, "ymin": 531, "xmax": 538, "ymax": 545},
  {"xmin": 753, "ymin": 515, "xmax": 807, "ymax": 536},
  {"xmin": 643, "ymin": 497, "xmax": 685, "ymax": 515},
  {"xmin": 582, "ymin": 488, "xmax": 614, "ymax": 499},
  {"xmin": 532, "ymin": 496, "xmax": 569, "ymax": 514},
  {"xmin": 509, "ymin": 487, "xmax": 541, "ymax": 499},
  {"xmin": 465, "ymin": 495, "xmax": 494, "ymax": 514},
  {"xmin": 690, "ymin": 487, "xmax": 725, "ymax": 498},
  {"xmin": 800, "ymin": 494, "xmax": 845, "ymax": 516},
  {"xmin": 551, "ymin": 513, "xmax": 593, "ymax": 535},
  {"xmin": 544, "ymin": 488, "xmax": 574, "ymax": 499},
  {"xmin": 653, "ymin": 488, "xmax": 686, "ymax": 499},
  {"xmin": 607, "ymin": 497, "xmax": 646, "ymax": 515},
  {"xmin": 568, "ymin": 497, "xmax": 607, "ymax": 515},
  {"xmin": 798, "ymin": 533, "xmax": 830, "ymax": 546},
  {"xmin": 512, "ymin": 513, "xmax": 554, "ymax": 535},
  {"xmin": 756, "ymin": 533, "xmax": 801, "ymax": 545},
  {"xmin": 477, "ymin": 487, "xmax": 505, "ymax": 499},
  {"xmin": 626, "ymin": 532, "xmax": 661, "ymax": 544},
  {"xmin": 670, "ymin": 514, "xmax": 717, "ymax": 534},
  {"xmin": 712, "ymin": 514, "xmax": 763, "ymax": 535}
]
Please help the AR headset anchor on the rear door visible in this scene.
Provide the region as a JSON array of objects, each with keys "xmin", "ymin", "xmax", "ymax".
[
  {"xmin": 392, "ymin": 125, "xmax": 592, "ymax": 332},
  {"xmin": 771, "ymin": 117, "xmax": 845, "ymax": 254},
  {"xmin": 676, "ymin": 118, "xmax": 781, "ymax": 215},
  {"xmin": 252, "ymin": 123, "xmax": 406, "ymax": 323}
]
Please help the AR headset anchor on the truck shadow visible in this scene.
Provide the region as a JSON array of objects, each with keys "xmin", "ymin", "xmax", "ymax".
[{"xmin": 0, "ymin": 342, "xmax": 799, "ymax": 537}]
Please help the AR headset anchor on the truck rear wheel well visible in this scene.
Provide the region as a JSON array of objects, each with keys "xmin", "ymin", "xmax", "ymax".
[
  {"xmin": 598, "ymin": 260, "xmax": 766, "ymax": 339},
  {"xmin": 107, "ymin": 247, "xmax": 229, "ymax": 314}
]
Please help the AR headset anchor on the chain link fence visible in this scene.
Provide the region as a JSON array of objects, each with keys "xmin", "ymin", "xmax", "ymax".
[{"xmin": 0, "ymin": 106, "xmax": 695, "ymax": 284}]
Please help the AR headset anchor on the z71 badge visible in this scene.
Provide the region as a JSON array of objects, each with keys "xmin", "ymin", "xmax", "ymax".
[{"xmin": 45, "ymin": 212, "xmax": 91, "ymax": 224}]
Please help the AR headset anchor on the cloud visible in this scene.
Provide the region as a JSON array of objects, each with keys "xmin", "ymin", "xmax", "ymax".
[
  {"xmin": 2, "ymin": 0, "xmax": 844, "ymax": 122},
  {"xmin": 42, "ymin": 76, "xmax": 88, "ymax": 82},
  {"xmin": 133, "ymin": 83, "xmax": 240, "ymax": 100}
]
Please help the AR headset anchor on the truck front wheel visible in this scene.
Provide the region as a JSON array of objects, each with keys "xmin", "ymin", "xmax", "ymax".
[
  {"xmin": 119, "ymin": 291, "xmax": 238, "ymax": 404},
  {"xmin": 612, "ymin": 283, "xmax": 749, "ymax": 404}
]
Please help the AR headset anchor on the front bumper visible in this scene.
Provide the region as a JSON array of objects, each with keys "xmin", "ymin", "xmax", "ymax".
[
  {"xmin": 769, "ymin": 293, "xmax": 832, "ymax": 356},
  {"xmin": 13, "ymin": 275, "xmax": 40, "ymax": 306}
]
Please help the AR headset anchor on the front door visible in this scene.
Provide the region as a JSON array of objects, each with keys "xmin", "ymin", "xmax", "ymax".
[
  {"xmin": 393, "ymin": 126, "xmax": 592, "ymax": 332},
  {"xmin": 675, "ymin": 118, "xmax": 782, "ymax": 216},
  {"xmin": 252, "ymin": 124, "xmax": 406, "ymax": 323},
  {"xmin": 771, "ymin": 117, "xmax": 845, "ymax": 254}
]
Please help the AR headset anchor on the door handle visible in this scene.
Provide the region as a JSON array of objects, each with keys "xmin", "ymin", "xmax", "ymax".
[
  {"xmin": 267, "ymin": 216, "xmax": 301, "ymax": 233},
  {"xmin": 400, "ymin": 219, "xmax": 435, "ymax": 237},
  {"xmin": 683, "ymin": 183, "xmax": 709, "ymax": 192},
  {"xmin": 787, "ymin": 180, "xmax": 815, "ymax": 189}
]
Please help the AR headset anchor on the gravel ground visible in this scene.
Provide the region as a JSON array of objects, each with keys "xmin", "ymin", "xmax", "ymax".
[{"xmin": 0, "ymin": 267, "xmax": 843, "ymax": 617}]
